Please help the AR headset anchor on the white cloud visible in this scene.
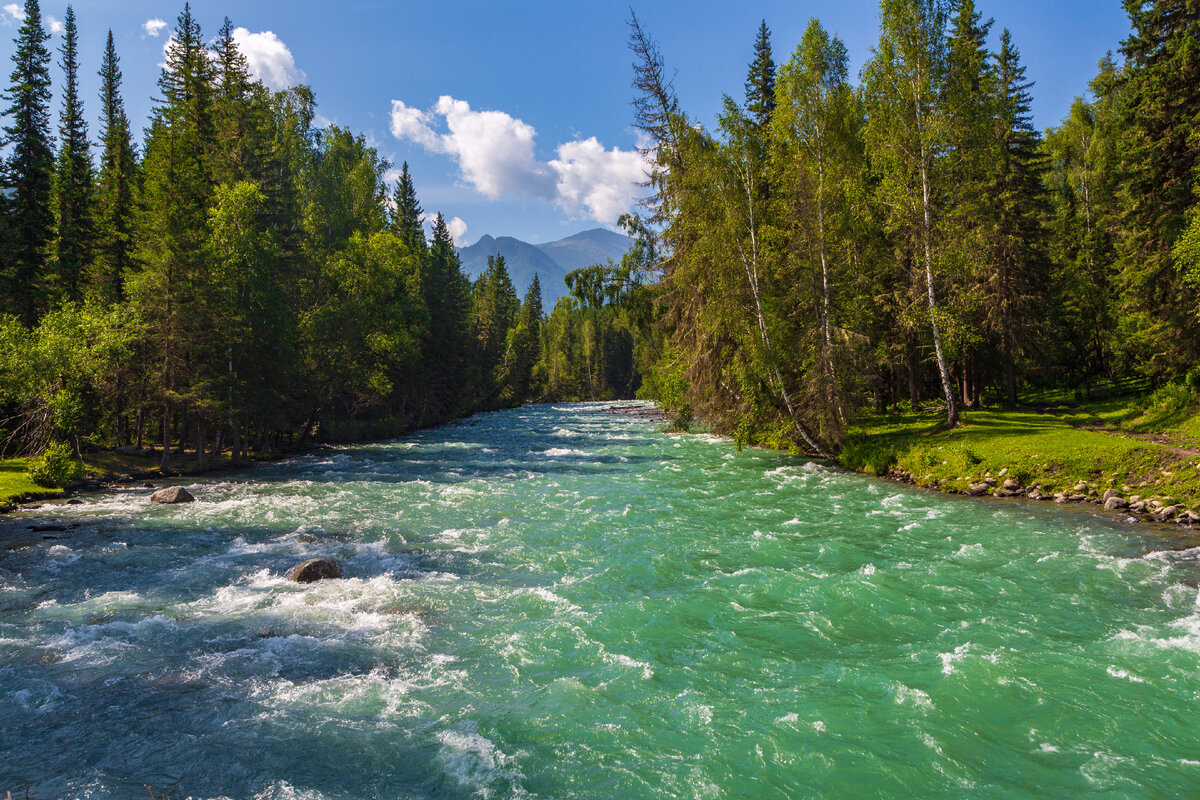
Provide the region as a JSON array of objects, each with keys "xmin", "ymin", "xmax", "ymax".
[
  {"xmin": 2, "ymin": 3, "xmax": 24, "ymax": 24},
  {"xmin": 142, "ymin": 17, "xmax": 167, "ymax": 37},
  {"xmin": 391, "ymin": 96, "xmax": 554, "ymax": 200},
  {"xmin": 550, "ymin": 138, "xmax": 647, "ymax": 225},
  {"xmin": 46, "ymin": 15, "xmax": 62, "ymax": 34},
  {"xmin": 390, "ymin": 95, "xmax": 645, "ymax": 224},
  {"xmin": 232, "ymin": 28, "xmax": 305, "ymax": 91}
]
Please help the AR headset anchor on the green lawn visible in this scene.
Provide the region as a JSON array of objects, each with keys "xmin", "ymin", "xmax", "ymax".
[
  {"xmin": 0, "ymin": 457, "xmax": 61, "ymax": 504},
  {"xmin": 842, "ymin": 399, "xmax": 1200, "ymax": 509}
]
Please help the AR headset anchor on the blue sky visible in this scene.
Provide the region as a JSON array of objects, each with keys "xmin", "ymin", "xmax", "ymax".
[{"xmin": 1, "ymin": 1, "xmax": 1132, "ymax": 246}]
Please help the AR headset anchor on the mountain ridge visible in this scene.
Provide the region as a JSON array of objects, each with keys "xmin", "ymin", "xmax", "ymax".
[{"xmin": 456, "ymin": 228, "xmax": 632, "ymax": 307}]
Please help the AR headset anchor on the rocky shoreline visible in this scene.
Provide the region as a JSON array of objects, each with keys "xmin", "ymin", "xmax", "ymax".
[{"xmin": 879, "ymin": 465, "xmax": 1200, "ymax": 529}]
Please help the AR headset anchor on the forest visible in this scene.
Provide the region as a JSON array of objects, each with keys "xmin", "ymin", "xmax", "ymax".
[
  {"xmin": 622, "ymin": 0, "xmax": 1200, "ymax": 456},
  {"xmin": 1, "ymin": 0, "xmax": 1198, "ymax": 484},
  {"xmin": 0, "ymin": 1, "xmax": 579, "ymax": 481}
]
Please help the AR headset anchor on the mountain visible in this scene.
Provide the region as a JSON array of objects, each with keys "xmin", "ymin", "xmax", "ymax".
[
  {"xmin": 537, "ymin": 228, "xmax": 634, "ymax": 274},
  {"xmin": 457, "ymin": 228, "xmax": 632, "ymax": 308}
]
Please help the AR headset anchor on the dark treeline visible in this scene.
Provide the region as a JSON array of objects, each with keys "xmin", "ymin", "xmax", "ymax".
[
  {"xmin": 0, "ymin": 1, "xmax": 548, "ymax": 468},
  {"xmin": 624, "ymin": 0, "xmax": 1200, "ymax": 454}
]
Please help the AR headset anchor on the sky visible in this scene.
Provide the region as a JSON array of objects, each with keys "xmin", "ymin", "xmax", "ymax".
[{"xmin": 0, "ymin": 0, "xmax": 1133, "ymax": 247}]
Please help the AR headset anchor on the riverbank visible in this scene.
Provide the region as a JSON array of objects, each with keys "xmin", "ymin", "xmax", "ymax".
[
  {"xmin": 0, "ymin": 446, "xmax": 313, "ymax": 512},
  {"xmin": 838, "ymin": 395, "xmax": 1200, "ymax": 528}
]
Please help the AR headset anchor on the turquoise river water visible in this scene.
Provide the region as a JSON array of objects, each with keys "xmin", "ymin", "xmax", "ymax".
[{"xmin": 2, "ymin": 402, "xmax": 1200, "ymax": 799}]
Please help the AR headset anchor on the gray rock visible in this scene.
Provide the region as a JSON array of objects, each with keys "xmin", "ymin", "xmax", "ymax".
[
  {"xmin": 1102, "ymin": 489, "xmax": 1123, "ymax": 502},
  {"xmin": 1104, "ymin": 496, "xmax": 1129, "ymax": 511},
  {"xmin": 964, "ymin": 483, "xmax": 990, "ymax": 497},
  {"xmin": 1154, "ymin": 505, "xmax": 1178, "ymax": 521},
  {"xmin": 285, "ymin": 558, "xmax": 343, "ymax": 583},
  {"xmin": 1073, "ymin": 483, "xmax": 1089, "ymax": 494},
  {"xmin": 150, "ymin": 486, "xmax": 194, "ymax": 504},
  {"xmin": 1003, "ymin": 477, "xmax": 1021, "ymax": 491}
]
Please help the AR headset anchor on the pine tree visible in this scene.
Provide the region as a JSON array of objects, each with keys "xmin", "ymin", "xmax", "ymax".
[
  {"xmin": 135, "ymin": 2, "xmax": 218, "ymax": 470},
  {"xmin": 2, "ymin": 0, "xmax": 54, "ymax": 323},
  {"xmin": 986, "ymin": 29, "xmax": 1050, "ymax": 406},
  {"xmin": 1115, "ymin": 0, "xmax": 1200, "ymax": 371},
  {"xmin": 94, "ymin": 29, "xmax": 136, "ymax": 305},
  {"xmin": 745, "ymin": 20, "xmax": 776, "ymax": 129},
  {"xmin": 52, "ymin": 5, "xmax": 93, "ymax": 305},
  {"xmin": 390, "ymin": 162, "xmax": 425, "ymax": 254}
]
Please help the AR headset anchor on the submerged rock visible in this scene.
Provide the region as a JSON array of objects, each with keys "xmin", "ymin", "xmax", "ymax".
[
  {"xmin": 150, "ymin": 486, "xmax": 195, "ymax": 504},
  {"xmin": 285, "ymin": 557, "xmax": 343, "ymax": 583}
]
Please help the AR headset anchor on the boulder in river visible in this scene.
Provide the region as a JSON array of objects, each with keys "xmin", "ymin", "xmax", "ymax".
[
  {"xmin": 285, "ymin": 558, "xmax": 343, "ymax": 583},
  {"xmin": 1104, "ymin": 496, "xmax": 1129, "ymax": 511},
  {"xmin": 150, "ymin": 486, "xmax": 195, "ymax": 504},
  {"xmin": 964, "ymin": 483, "xmax": 989, "ymax": 497}
]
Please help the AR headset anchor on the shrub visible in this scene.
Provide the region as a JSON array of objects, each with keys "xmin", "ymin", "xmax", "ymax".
[
  {"xmin": 1185, "ymin": 365, "xmax": 1200, "ymax": 395},
  {"xmin": 1147, "ymin": 381, "xmax": 1194, "ymax": 417},
  {"xmin": 896, "ymin": 446, "xmax": 937, "ymax": 475},
  {"xmin": 28, "ymin": 442, "xmax": 82, "ymax": 488},
  {"xmin": 839, "ymin": 441, "xmax": 897, "ymax": 476}
]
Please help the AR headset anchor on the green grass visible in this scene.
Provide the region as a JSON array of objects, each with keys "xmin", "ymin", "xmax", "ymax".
[
  {"xmin": 0, "ymin": 457, "xmax": 62, "ymax": 504},
  {"xmin": 843, "ymin": 400, "xmax": 1200, "ymax": 509}
]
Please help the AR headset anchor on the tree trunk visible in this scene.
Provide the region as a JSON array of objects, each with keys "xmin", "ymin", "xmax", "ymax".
[{"xmin": 160, "ymin": 406, "xmax": 171, "ymax": 472}]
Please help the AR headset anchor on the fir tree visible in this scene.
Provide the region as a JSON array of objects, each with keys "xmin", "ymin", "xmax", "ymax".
[
  {"xmin": 391, "ymin": 162, "xmax": 425, "ymax": 254},
  {"xmin": 52, "ymin": 5, "xmax": 94, "ymax": 305},
  {"xmin": 94, "ymin": 29, "xmax": 136, "ymax": 305},
  {"xmin": 2, "ymin": 0, "xmax": 54, "ymax": 323},
  {"xmin": 1115, "ymin": 0, "xmax": 1200, "ymax": 370},
  {"xmin": 744, "ymin": 20, "xmax": 776, "ymax": 128}
]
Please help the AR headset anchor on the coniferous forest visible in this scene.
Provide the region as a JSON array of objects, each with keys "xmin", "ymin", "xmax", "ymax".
[
  {"xmin": 1, "ymin": 0, "xmax": 1199, "ymax": 475},
  {"xmin": 0, "ymin": 2, "xmax": 563, "ymax": 473},
  {"xmin": 622, "ymin": 0, "xmax": 1200, "ymax": 454}
]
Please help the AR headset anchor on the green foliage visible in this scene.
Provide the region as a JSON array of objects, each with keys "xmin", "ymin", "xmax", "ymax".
[
  {"xmin": 838, "ymin": 440, "xmax": 897, "ymax": 476},
  {"xmin": 3, "ymin": 0, "xmax": 55, "ymax": 324},
  {"xmin": 28, "ymin": 441, "xmax": 81, "ymax": 487}
]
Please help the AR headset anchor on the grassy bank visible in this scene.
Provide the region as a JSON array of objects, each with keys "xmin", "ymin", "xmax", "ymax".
[
  {"xmin": 0, "ymin": 448, "xmax": 276, "ymax": 508},
  {"xmin": 839, "ymin": 391, "xmax": 1200, "ymax": 520}
]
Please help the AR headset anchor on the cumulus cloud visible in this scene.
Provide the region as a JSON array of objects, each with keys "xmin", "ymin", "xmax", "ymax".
[
  {"xmin": 143, "ymin": 17, "xmax": 167, "ymax": 37},
  {"xmin": 390, "ymin": 95, "xmax": 645, "ymax": 224},
  {"xmin": 550, "ymin": 138, "xmax": 647, "ymax": 226},
  {"xmin": 2, "ymin": 3, "xmax": 24, "ymax": 24},
  {"xmin": 46, "ymin": 15, "xmax": 62, "ymax": 34},
  {"xmin": 232, "ymin": 28, "xmax": 305, "ymax": 91}
]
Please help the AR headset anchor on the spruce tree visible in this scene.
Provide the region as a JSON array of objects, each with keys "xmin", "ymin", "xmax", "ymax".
[
  {"xmin": 94, "ymin": 29, "xmax": 136, "ymax": 305},
  {"xmin": 987, "ymin": 29, "xmax": 1050, "ymax": 406},
  {"xmin": 391, "ymin": 162, "xmax": 425, "ymax": 254},
  {"xmin": 52, "ymin": 5, "xmax": 93, "ymax": 305},
  {"xmin": 1116, "ymin": 0, "xmax": 1200, "ymax": 370},
  {"xmin": 2, "ymin": 0, "xmax": 54, "ymax": 323},
  {"xmin": 744, "ymin": 20, "xmax": 776, "ymax": 128}
]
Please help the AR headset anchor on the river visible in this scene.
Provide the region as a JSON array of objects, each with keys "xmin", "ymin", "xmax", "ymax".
[{"xmin": 2, "ymin": 402, "xmax": 1199, "ymax": 798}]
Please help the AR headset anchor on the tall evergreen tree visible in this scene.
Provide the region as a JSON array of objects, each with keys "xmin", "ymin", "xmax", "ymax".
[
  {"xmin": 135, "ymin": 2, "xmax": 218, "ymax": 470},
  {"xmin": 745, "ymin": 20, "xmax": 776, "ymax": 129},
  {"xmin": 1115, "ymin": 0, "xmax": 1200, "ymax": 371},
  {"xmin": 2, "ymin": 0, "xmax": 54, "ymax": 323},
  {"xmin": 94, "ymin": 29, "xmax": 136, "ymax": 305},
  {"xmin": 52, "ymin": 5, "xmax": 93, "ymax": 305},
  {"xmin": 390, "ymin": 162, "xmax": 425, "ymax": 254},
  {"xmin": 985, "ymin": 29, "xmax": 1050, "ymax": 406}
]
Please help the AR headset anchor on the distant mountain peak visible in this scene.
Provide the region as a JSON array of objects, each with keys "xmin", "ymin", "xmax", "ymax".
[{"xmin": 456, "ymin": 228, "xmax": 632, "ymax": 307}]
